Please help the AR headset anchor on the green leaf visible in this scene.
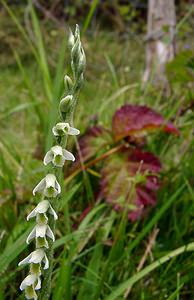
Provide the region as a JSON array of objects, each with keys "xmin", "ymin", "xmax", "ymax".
[
  {"xmin": 0, "ymin": 225, "xmax": 31, "ymax": 277},
  {"xmin": 104, "ymin": 242, "xmax": 194, "ymax": 300},
  {"xmin": 77, "ymin": 243, "xmax": 103, "ymax": 300},
  {"xmin": 101, "ymin": 148, "xmax": 161, "ymax": 221}
]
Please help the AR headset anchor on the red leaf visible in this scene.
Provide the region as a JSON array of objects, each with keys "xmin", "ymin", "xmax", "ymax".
[
  {"xmin": 112, "ymin": 104, "xmax": 179, "ymax": 141},
  {"xmin": 100, "ymin": 148, "xmax": 161, "ymax": 221}
]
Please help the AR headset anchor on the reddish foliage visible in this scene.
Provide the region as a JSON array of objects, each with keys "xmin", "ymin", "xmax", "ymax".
[
  {"xmin": 100, "ymin": 149, "xmax": 161, "ymax": 221},
  {"xmin": 112, "ymin": 104, "xmax": 179, "ymax": 141},
  {"xmin": 73, "ymin": 104, "xmax": 179, "ymax": 222}
]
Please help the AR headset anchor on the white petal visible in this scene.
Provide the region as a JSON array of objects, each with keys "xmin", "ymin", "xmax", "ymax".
[
  {"xmin": 68, "ymin": 126, "xmax": 80, "ymax": 135},
  {"xmin": 55, "ymin": 180, "xmax": 61, "ymax": 194},
  {"xmin": 35, "ymin": 200, "xmax": 50, "ymax": 214},
  {"xmin": 45, "ymin": 174, "xmax": 56, "ymax": 188},
  {"xmin": 48, "ymin": 203, "xmax": 58, "ymax": 220},
  {"xmin": 27, "ymin": 201, "xmax": 50, "ymax": 221},
  {"xmin": 52, "ymin": 123, "xmax": 68, "ymax": 136},
  {"xmin": 52, "ymin": 126, "xmax": 58, "ymax": 136},
  {"xmin": 18, "ymin": 253, "xmax": 32, "ymax": 266},
  {"xmin": 52, "ymin": 145, "xmax": 63, "ymax": 155},
  {"xmin": 26, "ymin": 227, "xmax": 36, "ymax": 244},
  {"xmin": 29, "ymin": 249, "xmax": 45, "ymax": 264},
  {"xmin": 62, "ymin": 149, "xmax": 75, "ymax": 161},
  {"xmin": 44, "ymin": 174, "xmax": 59, "ymax": 197},
  {"xmin": 43, "ymin": 253, "xmax": 49, "ymax": 269},
  {"xmin": 46, "ymin": 225, "xmax": 55, "ymax": 241},
  {"xmin": 36, "ymin": 224, "xmax": 47, "ymax": 238},
  {"xmin": 33, "ymin": 178, "xmax": 46, "ymax": 195},
  {"xmin": 35, "ymin": 277, "xmax": 41, "ymax": 290},
  {"xmin": 26, "ymin": 208, "xmax": 36, "ymax": 221},
  {"xmin": 43, "ymin": 150, "xmax": 53, "ymax": 165},
  {"xmin": 20, "ymin": 274, "xmax": 37, "ymax": 290}
]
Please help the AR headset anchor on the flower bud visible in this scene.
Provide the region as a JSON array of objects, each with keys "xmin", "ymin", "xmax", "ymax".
[
  {"xmin": 59, "ymin": 95, "xmax": 73, "ymax": 113},
  {"xmin": 68, "ymin": 29, "xmax": 75, "ymax": 49},
  {"xmin": 64, "ymin": 75, "xmax": 73, "ymax": 93},
  {"xmin": 59, "ymin": 95, "xmax": 73, "ymax": 121},
  {"xmin": 77, "ymin": 48, "xmax": 86, "ymax": 78},
  {"xmin": 74, "ymin": 24, "xmax": 80, "ymax": 40},
  {"xmin": 71, "ymin": 38, "xmax": 81, "ymax": 65}
]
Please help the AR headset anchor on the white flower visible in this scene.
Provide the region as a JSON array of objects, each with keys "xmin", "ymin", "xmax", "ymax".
[
  {"xmin": 43, "ymin": 145, "xmax": 75, "ymax": 167},
  {"xmin": 26, "ymin": 224, "xmax": 55, "ymax": 246},
  {"xmin": 18, "ymin": 249, "xmax": 49, "ymax": 270},
  {"xmin": 20, "ymin": 274, "xmax": 41, "ymax": 300},
  {"xmin": 52, "ymin": 122, "xmax": 80, "ymax": 137},
  {"xmin": 33, "ymin": 174, "xmax": 61, "ymax": 198},
  {"xmin": 27, "ymin": 200, "xmax": 58, "ymax": 222}
]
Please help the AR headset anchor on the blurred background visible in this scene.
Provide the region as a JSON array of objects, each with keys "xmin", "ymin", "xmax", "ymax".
[{"xmin": 0, "ymin": 1, "xmax": 194, "ymax": 299}]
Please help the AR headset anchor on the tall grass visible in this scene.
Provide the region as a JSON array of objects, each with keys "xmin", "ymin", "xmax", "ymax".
[{"xmin": 0, "ymin": 1, "xmax": 194, "ymax": 299}]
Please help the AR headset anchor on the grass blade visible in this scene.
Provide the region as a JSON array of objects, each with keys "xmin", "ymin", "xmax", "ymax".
[{"xmin": 104, "ymin": 242, "xmax": 194, "ymax": 300}]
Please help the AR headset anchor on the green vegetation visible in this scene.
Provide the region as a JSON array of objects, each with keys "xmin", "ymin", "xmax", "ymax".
[{"xmin": 0, "ymin": 2, "xmax": 194, "ymax": 299}]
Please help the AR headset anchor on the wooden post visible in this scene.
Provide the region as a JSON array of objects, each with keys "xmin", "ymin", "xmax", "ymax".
[{"xmin": 143, "ymin": 0, "xmax": 176, "ymax": 91}]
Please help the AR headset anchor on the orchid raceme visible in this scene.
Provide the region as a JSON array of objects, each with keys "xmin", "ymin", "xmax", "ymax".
[
  {"xmin": 19, "ymin": 24, "xmax": 85, "ymax": 299},
  {"xmin": 33, "ymin": 174, "xmax": 61, "ymax": 198},
  {"xmin": 52, "ymin": 122, "xmax": 80, "ymax": 137},
  {"xmin": 43, "ymin": 145, "xmax": 75, "ymax": 167}
]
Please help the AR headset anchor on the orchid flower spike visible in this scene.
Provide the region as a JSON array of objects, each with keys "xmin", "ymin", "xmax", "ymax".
[
  {"xmin": 52, "ymin": 122, "xmax": 80, "ymax": 137},
  {"xmin": 20, "ymin": 274, "xmax": 41, "ymax": 300},
  {"xmin": 26, "ymin": 224, "xmax": 55, "ymax": 247},
  {"xmin": 33, "ymin": 174, "xmax": 61, "ymax": 198},
  {"xmin": 27, "ymin": 200, "xmax": 58, "ymax": 222},
  {"xmin": 18, "ymin": 249, "xmax": 49, "ymax": 271},
  {"xmin": 43, "ymin": 145, "xmax": 75, "ymax": 167}
]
